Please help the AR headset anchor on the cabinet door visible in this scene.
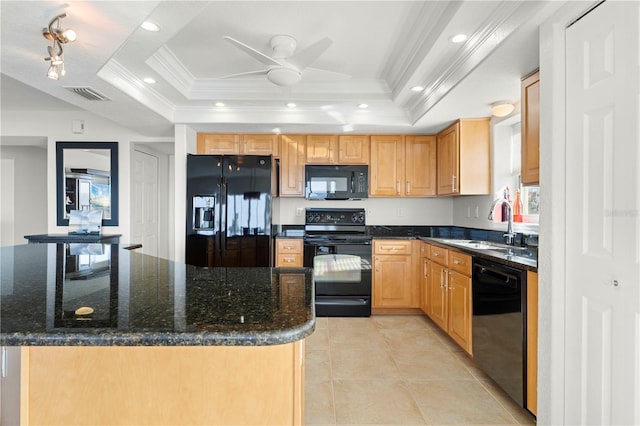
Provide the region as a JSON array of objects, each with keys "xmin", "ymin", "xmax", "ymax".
[
  {"xmin": 436, "ymin": 123, "xmax": 459, "ymax": 195},
  {"xmin": 420, "ymin": 256, "xmax": 430, "ymax": 314},
  {"xmin": 337, "ymin": 135, "xmax": 369, "ymax": 164},
  {"xmin": 306, "ymin": 135, "xmax": 336, "ymax": 164},
  {"xmin": 521, "ymin": 71, "xmax": 540, "ymax": 185},
  {"xmin": 447, "ymin": 270, "xmax": 472, "ymax": 355},
  {"xmin": 370, "ymin": 135, "xmax": 404, "ymax": 196},
  {"xmin": 242, "ymin": 134, "xmax": 279, "ymax": 156},
  {"xmin": 428, "ymin": 262, "xmax": 448, "ymax": 330},
  {"xmin": 373, "ymin": 254, "xmax": 413, "ymax": 308},
  {"xmin": 405, "ymin": 135, "xmax": 436, "ymax": 196},
  {"xmin": 280, "ymin": 135, "xmax": 306, "ymax": 197},
  {"xmin": 197, "ymin": 134, "xmax": 240, "ymax": 154}
]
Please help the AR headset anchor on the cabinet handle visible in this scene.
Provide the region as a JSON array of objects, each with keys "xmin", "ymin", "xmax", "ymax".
[
  {"xmin": 406, "ymin": 181, "xmax": 411, "ymax": 194},
  {"xmin": 396, "ymin": 180, "xmax": 401, "ymax": 194},
  {"xmin": 433, "ymin": 252, "xmax": 439, "ymax": 257},
  {"xmin": 444, "ymin": 271, "xmax": 449, "ymax": 290},
  {"xmin": 452, "ymin": 175, "xmax": 457, "ymax": 193},
  {"xmin": 424, "ymin": 263, "xmax": 428, "ymax": 277},
  {"xmin": 453, "ymin": 259, "xmax": 461, "ymax": 265}
]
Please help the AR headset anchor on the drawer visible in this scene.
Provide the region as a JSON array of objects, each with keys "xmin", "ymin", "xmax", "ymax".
[
  {"xmin": 430, "ymin": 245, "xmax": 449, "ymax": 265},
  {"xmin": 276, "ymin": 238, "xmax": 303, "ymax": 254},
  {"xmin": 448, "ymin": 250, "xmax": 472, "ymax": 275},
  {"xmin": 276, "ymin": 253, "xmax": 303, "ymax": 267},
  {"xmin": 373, "ymin": 240, "xmax": 412, "ymax": 255},
  {"xmin": 420, "ymin": 242, "xmax": 431, "ymax": 259}
]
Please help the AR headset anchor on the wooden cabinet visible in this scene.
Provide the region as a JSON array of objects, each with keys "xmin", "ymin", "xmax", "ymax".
[
  {"xmin": 370, "ymin": 135, "xmax": 405, "ymax": 196},
  {"xmin": 280, "ymin": 135, "xmax": 306, "ymax": 197},
  {"xmin": 337, "ymin": 135, "xmax": 369, "ymax": 164},
  {"xmin": 419, "ymin": 242, "xmax": 431, "ymax": 314},
  {"xmin": 436, "ymin": 119, "xmax": 490, "ymax": 196},
  {"xmin": 196, "ymin": 133, "xmax": 279, "ymax": 156},
  {"xmin": 526, "ymin": 270, "xmax": 538, "ymax": 415},
  {"xmin": 305, "ymin": 135, "xmax": 369, "ymax": 164},
  {"xmin": 405, "ymin": 135, "xmax": 437, "ymax": 196},
  {"xmin": 370, "ymin": 135, "xmax": 436, "ymax": 197},
  {"xmin": 521, "ymin": 70, "xmax": 540, "ymax": 186},
  {"xmin": 424, "ymin": 244, "xmax": 473, "ymax": 354},
  {"xmin": 306, "ymin": 135, "xmax": 336, "ymax": 163},
  {"xmin": 372, "ymin": 240, "xmax": 417, "ymax": 309},
  {"xmin": 275, "ymin": 238, "xmax": 303, "ymax": 267}
]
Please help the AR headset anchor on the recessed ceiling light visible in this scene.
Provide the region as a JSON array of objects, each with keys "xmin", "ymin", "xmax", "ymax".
[
  {"xmin": 286, "ymin": 102, "xmax": 296, "ymax": 108},
  {"xmin": 141, "ymin": 21, "xmax": 160, "ymax": 32},
  {"xmin": 450, "ymin": 34, "xmax": 468, "ymax": 43},
  {"xmin": 215, "ymin": 102, "xmax": 225, "ymax": 107},
  {"xmin": 358, "ymin": 103, "xmax": 368, "ymax": 109},
  {"xmin": 411, "ymin": 86, "xmax": 424, "ymax": 92},
  {"xmin": 143, "ymin": 77, "xmax": 156, "ymax": 84}
]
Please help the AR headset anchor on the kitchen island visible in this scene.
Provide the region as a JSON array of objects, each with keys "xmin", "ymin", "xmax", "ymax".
[{"xmin": 0, "ymin": 243, "xmax": 314, "ymax": 425}]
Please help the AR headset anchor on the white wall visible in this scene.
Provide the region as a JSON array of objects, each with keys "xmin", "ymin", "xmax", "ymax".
[
  {"xmin": 0, "ymin": 146, "xmax": 47, "ymax": 245},
  {"xmin": 1, "ymin": 110, "xmax": 173, "ymax": 243},
  {"xmin": 276, "ymin": 197, "xmax": 453, "ymax": 226}
]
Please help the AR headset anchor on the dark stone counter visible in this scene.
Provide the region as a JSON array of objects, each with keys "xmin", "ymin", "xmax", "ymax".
[
  {"xmin": 24, "ymin": 233, "xmax": 122, "ymax": 244},
  {"xmin": 0, "ymin": 244, "xmax": 314, "ymax": 347}
]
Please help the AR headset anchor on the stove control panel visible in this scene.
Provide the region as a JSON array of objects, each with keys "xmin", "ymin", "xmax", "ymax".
[{"xmin": 305, "ymin": 208, "xmax": 366, "ymax": 225}]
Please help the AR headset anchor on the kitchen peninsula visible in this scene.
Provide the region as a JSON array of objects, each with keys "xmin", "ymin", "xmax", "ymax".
[{"xmin": 0, "ymin": 243, "xmax": 314, "ymax": 425}]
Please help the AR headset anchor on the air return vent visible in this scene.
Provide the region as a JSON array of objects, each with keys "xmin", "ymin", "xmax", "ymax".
[{"xmin": 64, "ymin": 86, "xmax": 110, "ymax": 101}]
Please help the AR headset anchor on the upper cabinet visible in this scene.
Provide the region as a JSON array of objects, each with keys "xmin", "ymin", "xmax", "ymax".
[
  {"xmin": 370, "ymin": 135, "xmax": 437, "ymax": 197},
  {"xmin": 405, "ymin": 135, "xmax": 436, "ymax": 196},
  {"xmin": 305, "ymin": 135, "xmax": 370, "ymax": 164},
  {"xmin": 521, "ymin": 71, "xmax": 540, "ymax": 186},
  {"xmin": 280, "ymin": 135, "xmax": 306, "ymax": 197},
  {"xmin": 370, "ymin": 135, "xmax": 405, "ymax": 196},
  {"xmin": 436, "ymin": 119, "xmax": 490, "ymax": 196},
  {"xmin": 197, "ymin": 134, "xmax": 279, "ymax": 156},
  {"xmin": 337, "ymin": 135, "xmax": 369, "ymax": 164},
  {"xmin": 306, "ymin": 135, "xmax": 336, "ymax": 164}
]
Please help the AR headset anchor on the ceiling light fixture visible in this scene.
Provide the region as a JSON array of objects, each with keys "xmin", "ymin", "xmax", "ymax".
[
  {"xmin": 490, "ymin": 101, "xmax": 515, "ymax": 117},
  {"xmin": 42, "ymin": 13, "xmax": 75, "ymax": 80},
  {"xmin": 411, "ymin": 86, "xmax": 424, "ymax": 92},
  {"xmin": 215, "ymin": 102, "xmax": 225, "ymax": 107},
  {"xmin": 286, "ymin": 102, "xmax": 296, "ymax": 108},
  {"xmin": 450, "ymin": 34, "xmax": 468, "ymax": 43},
  {"xmin": 358, "ymin": 103, "xmax": 368, "ymax": 109},
  {"xmin": 143, "ymin": 77, "xmax": 156, "ymax": 84},
  {"xmin": 141, "ymin": 21, "xmax": 160, "ymax": 32}
]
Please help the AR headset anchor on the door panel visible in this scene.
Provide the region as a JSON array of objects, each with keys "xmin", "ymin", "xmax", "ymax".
[
  {"xmin": 132, "ymin": 150, "xmax": 158, "ymax": 258},
  {"xmin": 565, "ymin": 2, "xmax": 640, "ymax": 424}
]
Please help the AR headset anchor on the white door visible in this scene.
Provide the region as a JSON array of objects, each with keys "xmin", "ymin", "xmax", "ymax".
[
  {"xmin": 132, "ymin": 150, "xmax": 159, "ymax": 257},
  {"xmin": 565, "ymin": 1, "xmax": 640, "ymax": 424}
]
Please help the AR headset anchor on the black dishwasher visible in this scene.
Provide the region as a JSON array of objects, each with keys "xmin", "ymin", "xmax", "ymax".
[{"xmin": 472, "ymin": 257, "xmax": 527, "ymax": 409}]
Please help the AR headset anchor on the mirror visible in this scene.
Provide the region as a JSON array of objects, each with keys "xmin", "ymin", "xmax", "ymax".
[{"xmin": 56, "ymin": 142, "xmax": 119, "ymax": 226}]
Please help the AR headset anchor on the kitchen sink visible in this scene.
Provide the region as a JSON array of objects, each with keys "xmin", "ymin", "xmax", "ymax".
[{"xmin": 437, "ymin": 239, "xmax": 537, "ymax": 261}]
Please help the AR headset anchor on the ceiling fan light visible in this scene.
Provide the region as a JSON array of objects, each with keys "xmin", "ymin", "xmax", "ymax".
[
  {"xmin": 490, "ymin": 101, "xmax": 515, "ymax": 117},
  {"xmin": 267, "ymin": 67, "xmax": 301, "ymax": 86},
  {"xmin": 47, "ymin": 64, "xmax": 59, "ymax": 80}
]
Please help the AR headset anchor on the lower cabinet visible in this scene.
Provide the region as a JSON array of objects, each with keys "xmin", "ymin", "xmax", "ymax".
[
  {"xmin": 422, "ymin": 243, "xmax": 473, "ymax": 355},
  {"xmin": 372, "ymin": 240, "xmax": 418, "ymax": 310},
  {"xmin": 275, "ymin": 238, "xmax": 303, "ymax": 267},
  {"xmin": 526, "ymin": 270, "xmax": 538, "ymax": 416}
]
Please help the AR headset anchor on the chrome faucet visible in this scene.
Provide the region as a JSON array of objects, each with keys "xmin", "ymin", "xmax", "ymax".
[{"xmin": 489, "ymin": 198, "xmax": 517, "ymax": 245}]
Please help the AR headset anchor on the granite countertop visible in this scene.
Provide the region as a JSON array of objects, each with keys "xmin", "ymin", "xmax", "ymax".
[
  {"xmin": 0, "ymin": 244, "xmax": 315, "ymax": 347},
  {"xmin": 419, "ymin": 237, "xmax": 538, "ymax": 271}
]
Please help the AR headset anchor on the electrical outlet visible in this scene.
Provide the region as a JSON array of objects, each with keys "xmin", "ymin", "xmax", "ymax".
[
  {"xmin": 295, "ymin": 207, "xmax": 303, "ymax": 217},
  {"xmin": 466, "ymin": 207, "xmax": 471, "ymax": 218},
  {"xmin": 397, "ymin": 207, "xmax": 403, "ymax": 217},
  {"xmin": 474, "ymin": 205, "xmax": 480, "ymax": 218}
]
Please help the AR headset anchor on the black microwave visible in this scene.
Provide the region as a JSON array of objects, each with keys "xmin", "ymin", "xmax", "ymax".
[{"xmin": 305, "ymin": 165, "xmax": 368, "ymax": 200}]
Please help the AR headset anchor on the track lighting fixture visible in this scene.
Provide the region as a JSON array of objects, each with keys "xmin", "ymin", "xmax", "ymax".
[{"xmin": 43, "ymin": 13, "xmax": 75, "ymax": 80}]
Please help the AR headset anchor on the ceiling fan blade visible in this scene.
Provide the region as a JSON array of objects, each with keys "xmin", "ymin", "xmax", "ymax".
[
  {"xmin": 287, "ymin": 37, "xmax": 333, "ymax": 69},
  {"xmin": 223, "ymin": 36, "xmax": 282, "ymax": 66},
  {"xmin": 302, "ymin": 67, "xmax": 351, "ymax": 81},
  {"xmin": 218, "ymin": 70, "xmax": 269, "ymax": 79}
]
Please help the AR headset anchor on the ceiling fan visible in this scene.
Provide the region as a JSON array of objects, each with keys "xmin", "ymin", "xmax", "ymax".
[{"xmin": 220, "ymin": 34, "xmax": 349, "ymax": 87}]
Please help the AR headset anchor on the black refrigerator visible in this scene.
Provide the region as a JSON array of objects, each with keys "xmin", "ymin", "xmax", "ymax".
[{"xmin": 186, "ymin": 154, "xmax": 272, "ymax": 267}]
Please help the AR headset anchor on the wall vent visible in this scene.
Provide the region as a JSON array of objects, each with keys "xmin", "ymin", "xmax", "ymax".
[{"xmin": 64, "ymin": 87, "xmax": 111, "ymax": 101}]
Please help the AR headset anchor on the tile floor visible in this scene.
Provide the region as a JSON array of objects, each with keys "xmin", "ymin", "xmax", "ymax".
[{"xmin": 304, "ymin": 315, "xmax": 536, "ymax": 425}]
